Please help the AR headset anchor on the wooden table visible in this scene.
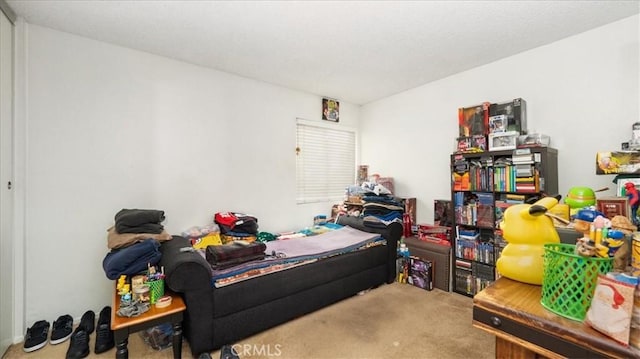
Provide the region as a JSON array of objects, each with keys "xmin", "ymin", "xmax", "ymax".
[
  {"xmin": 111, "ymin": 289, "xmax": 186, "ymax": 359},
  {"xmin": 473, "ymin": 277, "xmax": 639, "ymax": 359}
]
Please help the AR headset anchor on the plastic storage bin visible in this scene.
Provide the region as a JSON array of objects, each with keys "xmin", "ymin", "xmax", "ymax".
[
  {"xmin": 540, "ymin": 243, "xmax": 613, "ymax": 321},
  {"xmin": 518, "ymin": 133, "xmax": 550, "ymax": 147}
]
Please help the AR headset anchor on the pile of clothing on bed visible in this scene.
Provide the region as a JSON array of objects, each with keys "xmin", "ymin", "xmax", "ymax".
[
  {"xmin": 200, "ymin": 223, "xmax": 385, "ymax": 288},
  {"xmin": 358, "ymin": 182, "xmax": 405, "ymax": 229},
  {"xmin": 102, "ymin": 209, "xmax": 171, "ymax": 280},
  {"xmin": 179, "ymin": 208, "xmax": 391, "ymax": 288},
  {"xmin": 182, "ymin": 212, "xmax": 264, "ymax": 250},
  {"xmin": 215, "ymin": 212, "xmax": 259, "ymax": 242}
]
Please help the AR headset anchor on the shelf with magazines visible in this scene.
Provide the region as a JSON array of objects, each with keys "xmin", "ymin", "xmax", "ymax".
[{"xmin": 450, "ymin": 147, "xmax": 558, "ymax": 297}]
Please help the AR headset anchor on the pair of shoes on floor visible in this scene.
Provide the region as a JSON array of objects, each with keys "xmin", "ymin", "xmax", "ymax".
[
  {"xmin": 66, "ymin": 306, "xmax": 115, "ymax": 358},
  {"xmin": 23, "ymin": 314, "xmax": 74, "ymax": 352},
  {"xmin": 24, "ymin": 307, "xmax": 114, "ymax": 357},
  {"xmin": 66, "ymin": 310, "xmax": 94, "ymax": 359}
]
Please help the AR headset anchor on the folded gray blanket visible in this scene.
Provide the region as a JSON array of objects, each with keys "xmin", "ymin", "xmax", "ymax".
[
  {"xmin": 115, "ymin": 209, "xmax": 165, "ymax": 234},
  {"xmin": 115, "ymin": 209, "xmax": 165, "ymax": 226}
]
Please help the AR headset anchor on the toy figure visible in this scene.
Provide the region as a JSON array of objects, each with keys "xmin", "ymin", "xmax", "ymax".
[
  {"xmin": 565, "ymin": 186, "xmax": 609, "ymax": 216},
  {"xmin": 625, "ymin": 182, "xmax": 639, "ymax": 225},
  {"xmin": 572, "ymin": 208, "xmax": 606, "ymax": 236},
  {"xmin": 117, "ymin": 275, "xmax": 128, "ymax": 294},
  {"xmin": 575, "ymin": 237, "xmax": 597, "ymax": 257},
  {"xmin": 495, "ymin": 195, "xmax": 561, "ymax": 285},
  {"xmin": 611, "ymin": 215, "xmax": 637, "ymax": 272}
]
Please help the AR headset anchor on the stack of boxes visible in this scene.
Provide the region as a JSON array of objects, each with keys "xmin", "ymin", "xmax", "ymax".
[
  {"xmin": 402, "ymin": 199, "xmax": 454, "ymax": 292},
  {"xmin": 456, "ymin": 98, "xmax": 528, "ymax": 153},
  {"xmin": 488, "ymin": 98, "xmax": 527, "ymax": 151}
]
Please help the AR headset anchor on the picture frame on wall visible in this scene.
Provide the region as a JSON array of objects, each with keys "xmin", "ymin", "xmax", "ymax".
[{"xmin": 322, "ymin": 98, "xmax": 340, "ymax": 122}]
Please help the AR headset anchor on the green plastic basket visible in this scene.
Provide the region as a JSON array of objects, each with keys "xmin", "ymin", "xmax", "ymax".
[{"xmin": 540, "ymin": 243, "xmax": 613, "ymax": 321}]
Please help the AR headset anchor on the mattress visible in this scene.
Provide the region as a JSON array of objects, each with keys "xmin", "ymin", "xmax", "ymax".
[{"xmin": 201, "ymin": 225, "xmax": 385, "ymax": 287}]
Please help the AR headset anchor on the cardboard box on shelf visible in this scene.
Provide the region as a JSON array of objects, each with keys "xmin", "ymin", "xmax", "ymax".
[
  {"xmin": 417, "ymin": 224, "xmax": 451, "ymax": 246},
  {"xmin": 489, "ymin": 98, "xmax": 527, "ymax": 134},
  {"xmin": 596, "ymin": 197, "xmax": 630, "ymax": 220},
  {"xmin": 401, "ymin": 197, "xmax": 417, "ymax": 233},
  {"xmin": 596, "ymin": 151, "xmax": 640, "ymax": 175},
  {"xmin": 458, "ymin": 102, "xmax": 490, "ymax": 137},
  {"xmin": 489, "ymin": 131, "xmax": 519, "ymax": 151}
]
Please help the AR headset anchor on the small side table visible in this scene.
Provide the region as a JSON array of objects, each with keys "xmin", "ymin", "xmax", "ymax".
[{"xmin": 111, "ymin": 288, "xmax": 186, "ymax": 359}]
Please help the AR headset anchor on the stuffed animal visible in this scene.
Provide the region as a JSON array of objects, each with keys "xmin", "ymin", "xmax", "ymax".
[{"xmin": 496, "ymin": 195, "xmax": 561, "ymax": 285}]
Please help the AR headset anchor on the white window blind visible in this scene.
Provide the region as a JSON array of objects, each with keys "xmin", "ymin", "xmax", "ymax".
[{"xmin": 296, "ymin": 120, "xmax": 356, "ymax": 204}]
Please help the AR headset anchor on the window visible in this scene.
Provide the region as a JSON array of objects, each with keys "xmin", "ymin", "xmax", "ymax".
[{"xmin": 296, "ymin": 119, "xmax": 356, "ymax": 204}]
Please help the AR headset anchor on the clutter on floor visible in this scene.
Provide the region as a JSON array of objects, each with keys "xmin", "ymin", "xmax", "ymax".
[
  {"xmin": 139, "ymin": 323, "xmax": 173, "ymax": 351},
  {"xmin": 23, "ymin": 306, "xmax": 114, "ymax": 358}
]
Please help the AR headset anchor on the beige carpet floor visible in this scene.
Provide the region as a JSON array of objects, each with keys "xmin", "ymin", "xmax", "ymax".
[{"xmin": 3, "ymin": 282, "xmax": 495, "ymax": 359}]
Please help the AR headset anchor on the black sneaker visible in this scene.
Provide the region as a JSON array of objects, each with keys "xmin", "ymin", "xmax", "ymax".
[
  {"xmin": 79, "ymin": 310, "xmax": 95, "ymax": 334},
  {"xmin": 50, "ymin": 314, "xmax": 73, "ymax": 345},
  {"xmin": 23, "ymin": 320, "xmax": 50, "ymax": 352},
  {"xmin": 94, "ymin": 306, "xmax": 114, "ymax": 354},
  {"xmin": 220, "ymin": 344, "xmax": 240, "ymax": 359},
  {"xmin": 66, "ymin": 327, "xmax": 89, "ymax": 359}
]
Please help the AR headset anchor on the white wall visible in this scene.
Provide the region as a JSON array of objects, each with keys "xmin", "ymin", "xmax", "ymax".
[
  {"xmin": 20, "ymin": 24, "xmax": 360, "ymax": 329},
  {"xmin": 360, "ymin": 15, "xmax": 639, "ymax": 225}
]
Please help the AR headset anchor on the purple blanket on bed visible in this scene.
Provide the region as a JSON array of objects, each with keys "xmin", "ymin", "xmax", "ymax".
[
  {"xmin": 264, "ymin": 226, "xmax": 380, "ymax": 258},
  {"xmin": 206, "ymin": 225, "xmax": 384, "ymax": 282}
]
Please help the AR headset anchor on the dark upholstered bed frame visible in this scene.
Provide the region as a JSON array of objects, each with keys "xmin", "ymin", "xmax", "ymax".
[{"xmin": 159, "ymin": 216, "xmax": 402, "ymax": 356}]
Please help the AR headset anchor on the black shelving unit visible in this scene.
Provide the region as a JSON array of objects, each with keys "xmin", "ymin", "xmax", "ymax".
[{"xmin": 450, "ymin": 147, "xmax": 558, "ymax": 297}]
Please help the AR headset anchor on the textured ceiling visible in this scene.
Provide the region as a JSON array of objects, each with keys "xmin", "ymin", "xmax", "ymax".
[{"xmin": 6, "ymin": 0, "xmax": 640, "ymax": 105}]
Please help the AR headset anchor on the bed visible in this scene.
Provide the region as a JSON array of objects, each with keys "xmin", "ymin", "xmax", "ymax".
[{"xmin": 158, "ymin": 215, "xmax": 402, "ymax": 356}]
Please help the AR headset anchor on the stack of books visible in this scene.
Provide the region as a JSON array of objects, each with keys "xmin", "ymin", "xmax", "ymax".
[
  {"xmin": 512, "ymin": 151, "xmax": 539, "ymax": 193},
  {"xmin": 455, "ymin": 229, "xmax": 479, "ymax": 260}
]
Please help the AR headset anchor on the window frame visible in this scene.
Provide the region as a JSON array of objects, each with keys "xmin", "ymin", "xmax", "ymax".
[{"xmin": 295, "ymin": 118, "xmax": 358, "ymax": 204}]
